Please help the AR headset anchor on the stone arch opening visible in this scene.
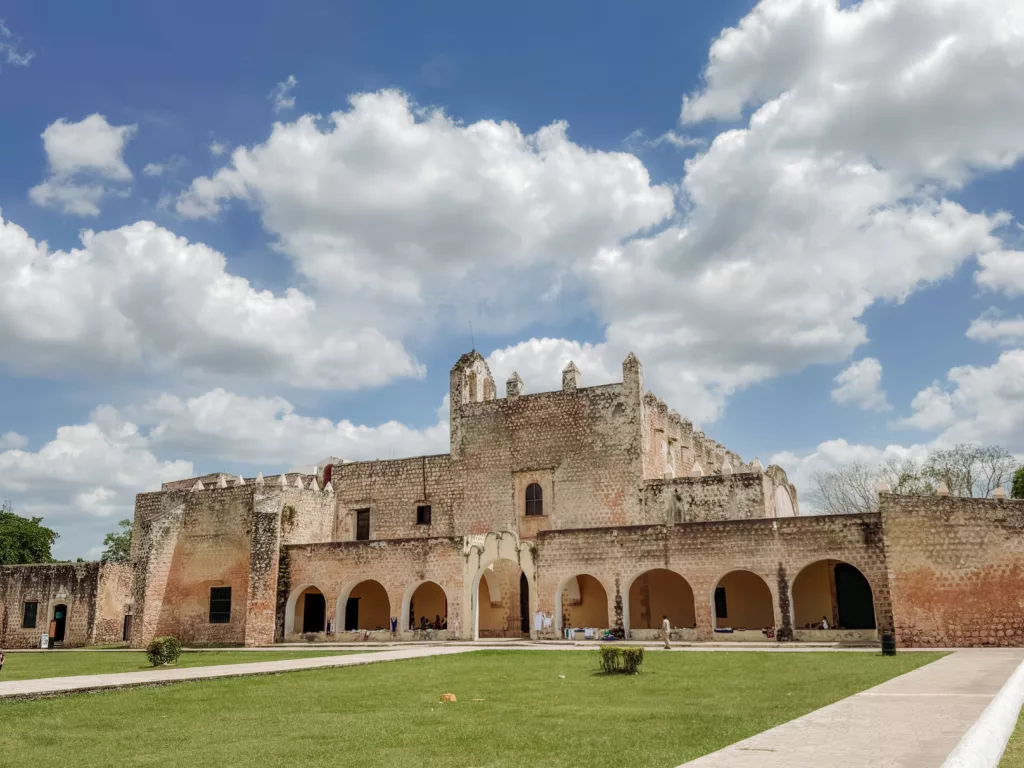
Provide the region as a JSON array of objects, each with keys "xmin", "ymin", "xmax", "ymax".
[
  {"xmin": 403, "ymin": 581, "xmax": 449, "ymax": 632},
  {"xmin": 286, "ymin": 584, "xmax": 326, "ymax": 635},
  {"xmin": 336, "ymin": 580, "xmax": 390, "ymax": 631},
  {"xmin": 712, "ymin": 570, "xmax": 774, "ymax": 630},
  {"xmin": 464, "ymin": 531, "xmax": 538, "ymax": 640},
  {"xmin": 627, "ymin": 569, "xmax": 695, "ymax": 632},
  {"xmin": 555, "ymin": 574, "xmax": 609, "ymax": 635},
  {"xmin": 792, "ymin": 560, "xmax": 876, "ymax": 630},
  {"xmin": 474, "ymin": 560, "xmax": 529, "ymax": 639}
]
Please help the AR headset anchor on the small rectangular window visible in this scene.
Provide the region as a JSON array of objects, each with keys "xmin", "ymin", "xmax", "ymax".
[
  {"xmin": 714, "ymin": 586, "xmax": 728, "ymax": 619},
  {"xmin": 209, "ymin": 587, "xmax": 232, "ymax": 624},
  {"xmin": 416, "ymin": 504, "xmax": 432, "ymax": 525},
  {"xmin": 356, "ymin": 509, "xmax": 370, "ymax": 541},
  {"xmin": 23, "ymin": 601, "xmax": 38, "ymax": 629}
]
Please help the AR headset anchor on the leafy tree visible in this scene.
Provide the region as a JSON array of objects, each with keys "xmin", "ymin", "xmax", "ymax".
[
  {"xmin": 1012, "ymin": 466, "xmax": 1024, "ymax": 500},
  {"xmin": 101, "ymin": 518, "xmax": 133, "ymax": 563},
  {"xmin": 0, "ymin": 501, "xmax": 59, "ymax": 564}
]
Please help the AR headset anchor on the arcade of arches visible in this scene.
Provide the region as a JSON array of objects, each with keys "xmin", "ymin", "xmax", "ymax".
[{"xmin": 283, "ymin": 563, "xmax": 878, "ymax": 641}]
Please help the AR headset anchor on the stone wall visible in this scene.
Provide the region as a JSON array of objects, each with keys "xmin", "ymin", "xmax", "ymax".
[
  {"xmin": 0, "ymin": 563, "xmax": 101, "ymax": 648},
  {"xmin": 448, "ymin": 352, "xmax": 648, "ymax": 534},
  {"xmin": 642, "ymin": 473, "xmax": 770, "ymax": 524},
  {"xmin": 93, "ymin": 562, "xmax": 132, "ymax": 644},
  {"xmin": 881, "ymin": 493, "xmax": 1024, "ymax": 647},
  {"xmin": 330, "ymin": 455, "xmax": 456, "ymax": 541}
]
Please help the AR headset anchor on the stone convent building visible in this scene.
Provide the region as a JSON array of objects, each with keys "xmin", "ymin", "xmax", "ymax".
[{"xmin": 3, "ymin": 352, "xmax": 1024, "ymax": 650}]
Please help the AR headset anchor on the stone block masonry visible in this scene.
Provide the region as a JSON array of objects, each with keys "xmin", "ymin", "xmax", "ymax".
[
  {"xmin": 0, "ymin": 562, "xmax": 131, "ymax": 649},
  {"xmin": 68, "ymin": 349, "xmax": 1022, "ymax": 650},
  {"xmin": 882, "ymin": 494, "xmax": 1024, "ymax": 647}
]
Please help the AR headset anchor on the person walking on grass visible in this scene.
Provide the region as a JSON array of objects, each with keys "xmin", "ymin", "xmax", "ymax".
[{"xmin": 662, "ymin": 615, "xmax": 671, "ymax": 649}]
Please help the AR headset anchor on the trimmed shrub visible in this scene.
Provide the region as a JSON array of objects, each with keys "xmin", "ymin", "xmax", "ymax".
[
  {"xmin": 599, "ymin": 645, "xmax": 644, "ymax": 675},
  {"xmin": 622, "ymin": 646, "xmax": 645, "ymax": 674},
  {"xmin": 146, "ymin": 636, "xmax": 182, "ymax": 667}
]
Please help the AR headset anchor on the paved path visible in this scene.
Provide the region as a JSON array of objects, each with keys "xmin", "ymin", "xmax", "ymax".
[
  {"xmin": 0, "ymin": 645, "xmax": 476, "ymax": 700},
  {"xmin": 679, "ymin": 648, "xmax": 1024, "ymax": 768}
]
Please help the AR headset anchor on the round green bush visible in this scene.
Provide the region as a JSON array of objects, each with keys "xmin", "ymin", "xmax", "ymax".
[{"xmin": 146, "ymin": 636, "xmax": 183, "ymax": 666}]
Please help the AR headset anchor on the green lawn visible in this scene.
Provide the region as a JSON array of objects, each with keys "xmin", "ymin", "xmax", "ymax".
[
  {"xmin": 0, "ymin": 650, "xmax": 940, "ymax": 767},
  {"xmin": 1001, "ymin": 711, "xmax": 1024, "ymax": 767},
  {"xmin": 0, "ymin": 649, "xmax": 354, "ymax": 681}
]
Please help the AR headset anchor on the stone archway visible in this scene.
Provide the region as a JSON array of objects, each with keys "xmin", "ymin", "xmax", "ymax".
[
  {"xmin": 626, "ymin": 569, "xmax": 695, "ymax": 634},
  {"xmin": 335, "ymin": 579, "xmax": 390, "ymax": 631},
  {"xmin": 403, "ymin": 580, "xmax": 449, "ymax": 632},
  {"xmin": 555, "ymin": 574, "xmax": 610, "ymax": 636},
  {"xmin": 792, "ymin": 560, "xmax": 876, "ymax": 630},
  {"xmin": 712, "ymin": 570, "xmax": 774, "ymax": 631},
  {"xmin": 285, "ymin": 583, "xmax": 325, "ymax": 636},
  {"xmin": 464, "ymin": 531, "xmax": 538, "ymax": 641}
]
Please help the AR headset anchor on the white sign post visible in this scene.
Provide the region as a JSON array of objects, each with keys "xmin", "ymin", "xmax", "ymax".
[{"xmin": 40, "ymin": 633, "xmax": 49, "ymax": 649}]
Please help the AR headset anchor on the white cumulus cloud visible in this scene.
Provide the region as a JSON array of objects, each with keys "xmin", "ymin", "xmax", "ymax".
[
  {"xmin": 29, "ymin": 114, "xmax": 138, "ymax": 216},
  {"xmin": 966, "ymin": 309, "xmax": 1024, "ymax": 345},
  {"xmin": 897, "ymin": 350, "xmax": 1024, "ymax": 450},
  {"xmin": 176, "ymin": 89, "xmax": 674, "ymax": 338},
  {"xmin": 830, "ymin": 358, "xmax": 891, "ymax": 411},
  {"xmin": 0, "ymin": 211, "xmax": 422, "ymax": 389}
]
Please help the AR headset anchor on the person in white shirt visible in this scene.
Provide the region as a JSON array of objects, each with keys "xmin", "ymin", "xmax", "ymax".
[
  {"xmin": 662, "ymin": 615, "xmax": 671, "ymax": 649},
  {"xmin": 821, "ymin": 616, "xmax": 830, "ymax": 630}
]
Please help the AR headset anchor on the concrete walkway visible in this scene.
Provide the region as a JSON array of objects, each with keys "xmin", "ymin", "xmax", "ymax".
[
  {"xmin": 0, "ymin": 645, "xmax": 476, "ymax": 700},
  {"xmin": 679, "ymin": 648, "xmax": 1024, "ymax": 768}
]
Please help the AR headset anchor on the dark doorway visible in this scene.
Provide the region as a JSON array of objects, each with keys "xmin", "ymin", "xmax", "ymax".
[
  {"xmin": 53, "ymin": 604, "xmax": 67, "ymax": 642},
  {"xmin": 303, "ymin": 592, "xmax": 326, "ymax": 633},
  {"xmin": 122, "ymin": 614, "xmax": 132, "ymax": 642},
  {"xmin": 345, "ymin": 597, "xmax": 360, "ymax": 631},
  {"xmin": 834, "ymin": 564, "xmax": 876, "ymax": 629},
  {"xmin": 519, "ymin": 572, "xmax": 529, "ymax": 635}
]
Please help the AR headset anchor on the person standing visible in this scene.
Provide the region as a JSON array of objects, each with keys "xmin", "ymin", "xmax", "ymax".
[{"xmin": 662, "ymin": 615, "xmax": 671, "ymax": 649}]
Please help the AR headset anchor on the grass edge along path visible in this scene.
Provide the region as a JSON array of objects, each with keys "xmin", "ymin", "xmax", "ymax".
[
  {"xmin": 0, "ymin": 650, "xmax": 943, "ymax": 768},
  {"xmin": 0, "ymin": 649, "xmax": 357, "ymax": 681},
  {"xmin": 1001, "ymin": 709, "xmax": 1024, "ymax": 767}
]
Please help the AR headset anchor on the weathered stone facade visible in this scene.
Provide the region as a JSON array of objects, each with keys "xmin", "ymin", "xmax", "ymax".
[
  {"xmin": 0, "ymin": 562, "xmax": 131, "ymax": 649},
  {"xmin": 77, "ymin": 351, "xmax": 1023, "ymax": 649}
]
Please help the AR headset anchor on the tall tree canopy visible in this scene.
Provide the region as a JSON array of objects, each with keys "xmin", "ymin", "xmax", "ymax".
[
  {"xmin": 101, "ymin": 518, "xmax": 133, "ymax": 563},
  {"xmin": 0, "ymin": 501, "xmax": 59, "ymax": 564},
  {"xmin": 1013, "ymin": 466, "xmax": 1024, "ymax": 500}
]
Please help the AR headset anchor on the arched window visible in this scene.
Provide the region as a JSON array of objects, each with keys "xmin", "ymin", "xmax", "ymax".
[{"xmin": 525, "ymin": 483, "xmax": 543, "ymax": 516}]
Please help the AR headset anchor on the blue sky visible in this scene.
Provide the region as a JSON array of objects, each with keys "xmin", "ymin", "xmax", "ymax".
[{"xmin": 1, "ymin": 0, "xmax": 1023, "ymax": 559}]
